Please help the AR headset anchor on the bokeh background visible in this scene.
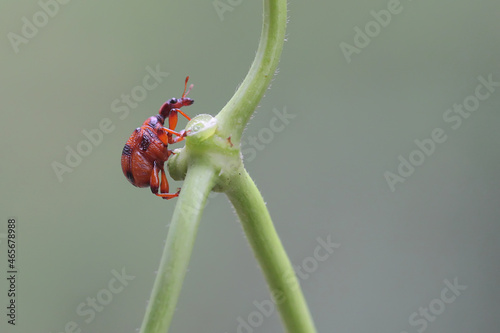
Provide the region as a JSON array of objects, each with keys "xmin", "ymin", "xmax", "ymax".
[{"xmin": 1, "ymin": 1, "xmax": 499, "ymax": 332}]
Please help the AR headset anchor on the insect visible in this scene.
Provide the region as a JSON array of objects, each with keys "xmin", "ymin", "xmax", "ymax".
[{"xmin": 121, "ymin": 77, "xmax": 194, "ymax": 199}]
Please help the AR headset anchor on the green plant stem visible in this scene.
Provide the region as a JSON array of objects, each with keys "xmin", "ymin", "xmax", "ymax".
[
  {"xmin": 216, "ymin": 0, "xmax": 287, "ymax": 144},
  {"xmin": 225, "ymin": 168, "xmax": 317, "ymax": 333},
  {"xmin": 139, "ymin": 162, "xmax": 216, "ymax": 333}
]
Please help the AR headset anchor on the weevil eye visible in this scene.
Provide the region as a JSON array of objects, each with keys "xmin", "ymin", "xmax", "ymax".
[{"xmin": 169, "ymin": 98, "xmax": 178, "ymax": 104}]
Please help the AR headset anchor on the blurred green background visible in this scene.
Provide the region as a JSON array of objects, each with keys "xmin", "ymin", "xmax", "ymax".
[{"xmin": 1, "ymin": 0, "xmax": 499, "ymax": 332}]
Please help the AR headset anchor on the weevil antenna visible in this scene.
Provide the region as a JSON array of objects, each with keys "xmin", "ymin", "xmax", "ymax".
[{"xmin": 183, "ymin": 76, "xmax": 193, "ymax": 98}]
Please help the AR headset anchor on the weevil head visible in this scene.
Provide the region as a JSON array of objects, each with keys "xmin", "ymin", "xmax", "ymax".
[
  {"xmin": 158, "ymin": 76, "xmax": 194, "ymax": 118},
  {"xmin": 169, "ymin": 97, "xmax": 194, "ymax": 108}
]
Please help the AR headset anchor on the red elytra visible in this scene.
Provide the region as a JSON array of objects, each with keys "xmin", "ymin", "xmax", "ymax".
[{"xmin": 121, "ymin": 77, "xmax": 194, "ymax": 199}]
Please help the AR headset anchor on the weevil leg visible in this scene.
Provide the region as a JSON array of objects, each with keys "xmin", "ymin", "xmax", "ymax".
[
  {"xmin": 156, "ymin": 128, "xmax": 169, "ymax": 146},
  {"xmin": 155, "ymin": 189, "xmax": 180, "ymax": 200},
  {"xmin": 161, "ymin": 127, "xmax": 184, "ymax": 137},
  {"xmin": 168, "ymin": 110, "xmax": 179, "ymax": 131},
  {"xmin": 156, "ymin": 164, "xmax": 181, "ymax": 200},
  {"xmin": 150, "ymin": 161, "xmax": 179, "ymax": 200},
  {"xmin": 156, "ymin": 127, "xmax": 186, "ymax": 145},
  {"xmin": 159, "ymin": 165, "xmax": 169, "ymax": 194},
  {"xmin": 167, "ymin": 109, "xmax": 190, "ymax": 133},
  {"xmin": 165, "ymin": 128, "xmax": 187, "ymax": 144},
  {"xmin": 150, "ymin": 161, "xmax": 161, "ymax": 195},
  {"xmin": 177, "ymin": 109, "xmax": 191, "ymax": 121}
]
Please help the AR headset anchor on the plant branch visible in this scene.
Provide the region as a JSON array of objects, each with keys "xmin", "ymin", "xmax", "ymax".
[
  {"xmin": 225, "ymin": 168, "xmax": 317, "ymax": 333},
  {"xmin": 139, "ymin": 162, "xmax": 216, "ymax": 333},
  {"xmin": 216, "ymin": 0, "xmax": 287, "ymax": 144}
]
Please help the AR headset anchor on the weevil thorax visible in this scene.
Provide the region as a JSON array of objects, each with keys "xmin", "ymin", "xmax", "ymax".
[{"xmin": 143, "ymin": 114, "xmax": 165, "ymax": 129}]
